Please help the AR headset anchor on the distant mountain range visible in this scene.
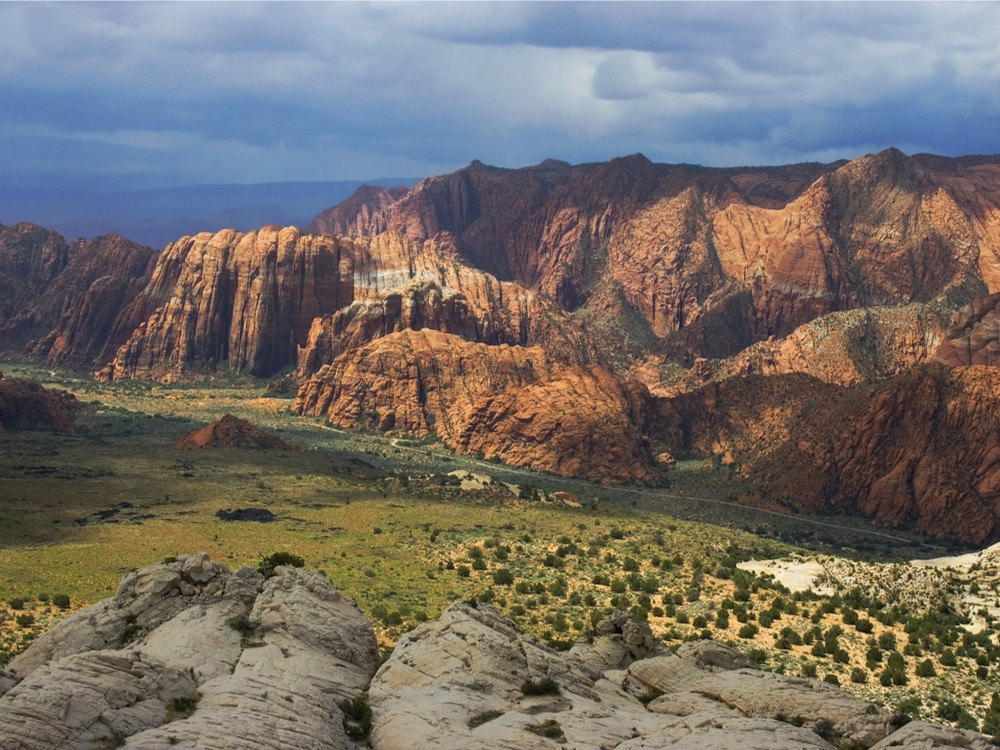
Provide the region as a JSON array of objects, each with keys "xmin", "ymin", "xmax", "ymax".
[
  {"xmin": 6, "ymin": 149, "xmax": 1000, "ymax": 544},
  {"xmin": 0, "ymin": 179, "xmax": 416, "ymax": 249}
]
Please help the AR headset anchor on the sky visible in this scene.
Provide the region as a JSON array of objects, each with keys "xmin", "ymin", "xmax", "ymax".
[{"xmin": 2, "ymin": 0, "xmax": 999, "ymax": 191}]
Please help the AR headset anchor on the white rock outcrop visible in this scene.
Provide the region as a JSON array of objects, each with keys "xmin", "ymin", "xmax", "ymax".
[{"xmin": 1, "ymin": 554, "xmax": 996, "ymax": 749}]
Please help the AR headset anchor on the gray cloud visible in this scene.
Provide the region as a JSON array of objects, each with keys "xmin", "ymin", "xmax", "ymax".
[{"xmin": 0, "ymin": 1, "xmax": 997, "ymax": 190}]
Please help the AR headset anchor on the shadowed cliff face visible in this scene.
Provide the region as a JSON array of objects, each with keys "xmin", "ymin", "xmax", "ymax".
[
  {"xmin": 0, "ymin": 223, "xmax": 157, "ymax": 364},
  {"xmin": 656, "ymin": 364, "xmax": 1000, "ymax": 544}
]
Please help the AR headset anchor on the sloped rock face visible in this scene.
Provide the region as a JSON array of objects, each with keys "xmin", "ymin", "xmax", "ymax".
[
  {"xmin": 296, "ymin": 329, "xmax": 656, "ymax": 483},
  {"xmin": 935, "ymin": 293, "xmax": 1000, "ymax": 367},
  {"xmin": 104, "ymin": 226, "xmax": 595, "ymax": 382},
  {"xmin": 455, "ymin": 365, "xmax": 658, "ymax": 484},
  {"xmin": 651, "ymin": 304, "xmax": 948, "ymax": 395},
  {"xmin": 105, "ymin": 226, "xmax": 355, "ymax": 381},
  {"xmin": 296, "ymin": 329, "xmax": 553, "ymax": 439},
  {"xmin": 753, "ymin": 364, "xmax": 1000, "ymax": 544},
  {"xmin": 313, "ymin": 150, "xmax": 1000, "ymax": 362},
  {"xmin": 658, "ymin": 364, "xmax": 1000, "ymax": 544},
  {"xmin": 0, "ymin": 554, "xmax": 379, "ymax": 750},
  {"xmin": 0, "ymin": 223, "xmax": 156, "ymax": 362},
  {"xmin": 0, "ymin": 378, "xmax": 78, "ymax": 432},
  {"xmin": 175, "ymin": 414, "xmax": 301, "ymax": 451},
  {"xmin": 295, "ymin": 232, "xmax": 598, "ymax": 377}
]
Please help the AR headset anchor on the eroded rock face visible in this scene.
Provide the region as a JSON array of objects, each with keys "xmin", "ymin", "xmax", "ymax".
[
  {"xmin": 295, "ymin": 329, "xmax": 657, "ymax": 483},
  {"xmin": 175, "ymin": 414, "xmax": 301, "ymax": 451},
  {"xmin": 2, "ymin": 561, "xmax": 991, "ymax": 749},
  {"xmin": 455, "ymin": 365, "xmax": 658, "ymax": 484},
  {"xmin": 0, "ymin": 223, "xmax": 156, "ymax": 363},
  {"xmin": 935, "ymin": 293, "xmax": 1000, "ymax": 368},
  {"xmin": 310, "ymin": 150, "xmax": 1000, "ymax": 363},
  {"xmin": 754, "ymin": 363, "xmax": 1000, "ymax": 544},
  {"xmin": 104, "ymin": 226, "xmax": 355, "ymax": 381},
  {"xmin": 0, "ymin": 378, "xmax": 78, "ymax": 432},
  {"xmin": 657, "ymin": 363, "xmax": 1000, "ymax": 544},
  {"xmin": 0, "ymin": 554, "xmax": 379, "ymax": 750}
]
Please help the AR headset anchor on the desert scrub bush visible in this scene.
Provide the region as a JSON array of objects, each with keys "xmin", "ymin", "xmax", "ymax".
[
  {"xmin": 520, "ymin": 676, "xmax": 560, "ymax": 696},
  {"xmin": 166, "ymin": 692, "xmax": 201, "ymax": 722},
  {"xmin": 468, "ymin": 709, "xmax": 504, "ymax": 728},
  {"xmin": 638, "ymin": 687, "xmax": 664, "ymax": 706},
  {"xmin": 492, "ymin": 568, "xmax": 515, "ymax": 586},
  {"xmin": 526, "ymin": 719, "xmax": 565, "ymax": 740},
  {"xmin": 339, "ymin": 692, "xmax": 373, "ymax": 741},
  {"xmin": 52, "ymin": 593, "xmax": 71, "ymax": 610},
  {"xmin": 257, "ymin": 552, "xmax": 305, "ymax": 577}
]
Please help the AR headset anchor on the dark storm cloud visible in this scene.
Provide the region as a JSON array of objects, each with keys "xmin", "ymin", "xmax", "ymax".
[{"xmin": 1, "ymin": 1, "xmax": 997, "ymax": 189}]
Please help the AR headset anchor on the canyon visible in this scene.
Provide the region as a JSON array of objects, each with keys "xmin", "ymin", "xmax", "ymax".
[{"xmin": 5, "ymin": 148, "xmax": 1000, "ymax": 541}]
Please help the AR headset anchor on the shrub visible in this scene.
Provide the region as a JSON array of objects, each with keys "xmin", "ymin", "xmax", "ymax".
[
  {"xmin": 521, "ymin": 677, "xmax": 560, "ymax": 696},
  {"xmin": 339, "ymin": 692, "xmax": 372, "ymax": 741},
  {"xmin": 53, "ymin": 593, "xmax": 71, "ymax": 610},
  {"xmin": 916, "ymin": 659, "xmax": 937, "ymax": 677},
  {"xmin": 468, "ymin": 709, "xmax": 504, "ymax": 728},
  {"xmin": 492, "ymin": 568, "xmax": 515, "ymax": 586},
  {"xmin": 850, "ymin": 667, "xmax": 868, "ymax": 684},
  {"xmin": 526, "ymin": 719, "xmax": 565, "ymax": 740},
  {"xmin": 258, "ymin": 552, "xmax": 305, "ymax": 577},
  {"xmin": 878, "ymin": 632, "xmax": 897, "ymax": 650},
  {"xmin": 823, "ymin": 674, "xmax": 840, "ymax": 686},
  {"xmin": 738, "ymin": 623, "xmax": 759, "ymax": 639}
]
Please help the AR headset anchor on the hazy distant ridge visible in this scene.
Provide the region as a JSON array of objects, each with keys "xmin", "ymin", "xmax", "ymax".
[{"xmin": 0, "ymin": 178, "xmax": 416, "ymax": 249}]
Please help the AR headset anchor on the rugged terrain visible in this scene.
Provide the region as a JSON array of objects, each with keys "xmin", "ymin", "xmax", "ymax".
[
  {"xmin": 2, "ymin": 555, "xmax": 995, "ymax": 749},
  {"xmin": 6, "ymin": 149, "xmax": 1000, "ymax": 539}
]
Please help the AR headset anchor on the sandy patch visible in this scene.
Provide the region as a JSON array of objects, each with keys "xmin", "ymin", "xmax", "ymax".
[{"xmin": 738, "ymin": 558, "xmax": 833, "ymax": 594}]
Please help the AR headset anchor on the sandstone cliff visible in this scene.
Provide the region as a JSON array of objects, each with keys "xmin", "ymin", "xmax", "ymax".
[
  {"xmin": 1, "ymin": 556, "xmax": 991, "ymax": 749},
  {"xmin": 642, "ymin": 303, "xmax": 949, "ymax": 397},
  {"xmin": 295, "ymin": 329, "xmax": 656, "ymax": 483},
  {"xmin": 935, "ymin": 293, "xmax": 1000, "ymax": 367},
  {"xmin": 656, "ymin": 363, "xmax": 1000, "ymax": 544},
  {"xmin": 0, "ymin": 223, "xmax": 156, "ymax": 364},
  {"xmin": 313, "ymin": 149, "xmax": 1000, "ymax": 364},
  {"xmin": 104, "ymin": 226, "xmax": 354, "ymax": 381}
]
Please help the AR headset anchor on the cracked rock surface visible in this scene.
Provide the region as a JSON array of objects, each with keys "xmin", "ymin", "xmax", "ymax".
[{"xmin": 1, "ymin": 555, "xmax": 996, "ymax": 749}]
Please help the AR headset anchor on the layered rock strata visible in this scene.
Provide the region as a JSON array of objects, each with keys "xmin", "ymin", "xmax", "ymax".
[
  {"xmin": 0, "ymin": 554, "xmax": 379, "ymax": 750},
  {"xmin": 311, "ymin": 150, "xmax": 1000, "ymax": 362},
  {"xmin": 295, "ymin": 329, "xmax": 656, "ymax": 483},
  {"xmin": 0, "ymin": 223, "xmax": 156, "ymax": 364}
]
